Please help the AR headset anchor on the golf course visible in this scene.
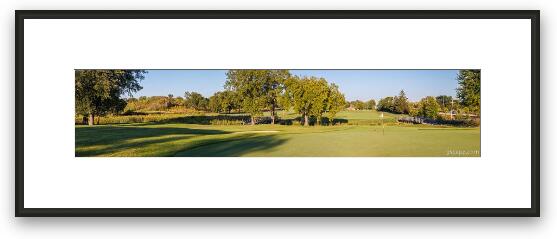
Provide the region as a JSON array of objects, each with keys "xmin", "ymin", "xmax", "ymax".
[
  {"xmin": 75, "ymin": 69, "xmax": 481, "ymax": 157},
  {"xmin": 75, "ymin": 110, "xmax": 480, "ymax": 157}
]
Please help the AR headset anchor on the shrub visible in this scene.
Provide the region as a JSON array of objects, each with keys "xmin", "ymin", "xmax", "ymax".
[
  {"xmin": 209, "ymin": 119, "xmax": 244, "ymax": 125},
  {"xmin": 75, "ymin": 113, "xmax": 251, "ymax": 125}
]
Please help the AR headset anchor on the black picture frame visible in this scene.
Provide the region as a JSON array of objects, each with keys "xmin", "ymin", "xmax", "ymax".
[{"xmin": 15, "ymin": 10, "xmax": 540, "ymax": 217}]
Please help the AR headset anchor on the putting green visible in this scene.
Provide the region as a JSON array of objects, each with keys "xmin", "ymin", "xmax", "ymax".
[{"xmin": 75, "ymin": 123, "xmax": 480, "ymax": 157}]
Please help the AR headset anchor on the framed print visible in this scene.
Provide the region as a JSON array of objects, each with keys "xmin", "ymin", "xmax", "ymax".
[{"xmin": 15, "ymin": 10, "xmax": 540, "ymax": 217}]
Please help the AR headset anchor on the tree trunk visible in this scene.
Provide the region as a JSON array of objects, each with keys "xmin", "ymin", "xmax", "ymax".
[
  {"xmin": 88, "ymin": 113, "xmax": 94, "ymax": 126},
  {"xmin": 316, "ymin": 116, "xmax": 321, "ymax": 126},
  {"xmin": 271, "ymin": 105, "xmax": 275, "ymax": 125},
  {"xmin": 304, "ymin": 114, "xmax": 309, "ymax": 126},
  {"xmin": 250, "ymin": 116, "xmax": 255, "ymax": 125}
]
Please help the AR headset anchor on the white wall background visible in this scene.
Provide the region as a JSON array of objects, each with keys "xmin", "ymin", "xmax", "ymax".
[{"xmin": 0, "ymin": 0, "xmax": 552, "ymax": 238}]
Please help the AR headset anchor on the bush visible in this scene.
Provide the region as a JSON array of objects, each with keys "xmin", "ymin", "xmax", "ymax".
[
  {"xmin": 397, "ymin": 116, "xmax": 480, "ymax": 127},
  {"xmin": 75, "ymin": 113, "xmax": 251, "ymax": 125},
  {"xmin": 209, "ymin": 119, "xmax": 244, "ymax": 125}
]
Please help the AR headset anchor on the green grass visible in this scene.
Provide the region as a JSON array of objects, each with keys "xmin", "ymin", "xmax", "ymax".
[{"xmin": 76, "ymin": 122, "xmax": 480, "ymax": 157}]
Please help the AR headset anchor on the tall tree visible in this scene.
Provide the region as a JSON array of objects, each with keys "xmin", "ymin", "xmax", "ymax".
[
  {"xmin": 393, "ymin": 90, "xmax": 409, "ymax": 114},
  {"xmin": 436, "ymin": 95, "xmax": 453, "ymax": 112},
  {"xmin": 377, "ymin": 96, "xmax": 394, "ymax": 112},
  {"xmin": 75, "ymin": 70, "xmax": 145, "ymax": 125},
  {"xmin": 418, "ymin": 96, "xmax": 441, "ymax": 119},
  {"xmin": 351, "ymin": 100, "xmax": 366, "ymax": 110},
  {"xmin": 456, "ymin": 70, "xmax": 481, "ymax": 114},
  {"xmin": 325, "ymin": 83, "xmax": 346, "ymax": 124},
  {"xmin": 208, "ymin": 90, "xmax": 238, "ymax": 113},
  {"xmin": 283, "ymin": 76, "xmax": 331, "ymax": 126},
  {"xmin": 184, "ymin": 91, "xmax": 208, "ymax": 110},
  {"xmin": 166, "ymin": 94, "xmax": 174, "ymax": 108},
  {"xmin": 365, "ymin": 99, "xmax": 376, "ymax": 110},
  {"xmin": 407, "ymin": 102, "xmax": 420, "ymax": 117},
  {"xmin": 308, "ymin": 79, "xmax": 331, "ymax": 125},
  {"xmin": 220, "ymin": 90, "xmax": 238, "ymax": 114},
  {"xmin": 208, "ymin": 92, "xmax": 223, "ymax": 113},
  {"xmin": 265, "ymin": 70, "xmax": 291, "ymax": 124},
  {"xmin": 225, "ymin": 70, "xmax": 268, "ymax": 125}
]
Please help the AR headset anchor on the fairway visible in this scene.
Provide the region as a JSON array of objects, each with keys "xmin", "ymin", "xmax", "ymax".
[
  {"xmin": 73, "ymin": 69, "xmax": 482, "ymax": 157},
  {"xmin": 75, "ymin": 123, "xmax": 480, "ymax": 157}
]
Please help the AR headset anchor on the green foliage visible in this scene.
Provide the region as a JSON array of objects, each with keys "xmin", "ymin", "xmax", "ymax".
[
  {"xmin": 325, "ymin": 83, "xmax": 346, "ymax": 121},
  {"xmin": 184, "ymin": 91, "xmax": 209, "ymax": 110},
  {"xmin": 393, "ymin": 90, "xmax": 409, "ymax": 114},
  {"xmin": 264, "ymin": 70, "xmax": 291, "ymax": 124},
  {"xmin": 377, "ymin": 90, "xmax": 409, "ymax": 114},
  {"xmin": 225, "ymin": 70, "xmax": 290, "ymax": 124},
  {"xmin": 75, "ymin": 112, "xmax": 248, "ymax": 125},
  {"xmin": 407, "ymin": 102, "xmax": 420, "ymax": 117},
  {"xmin": 283, "ymin": 76, "xmax": 322, "ymax": 126},
  {"xmin": 225, "ymin": 70, "xmax": 268, "ymax": 124},
  {"xmin": 208, "ymin": 90, "xmax": 239, "ymax": 114},
  {"xmin": 417, "ymin": 96, "xmax": 441, "ymax": 119},
  {"xmin": 435, "ymin": 95, "xmax": 453, "ymax": 111},
  {"xmin": 282, "ymin": 76, "xmax": 345, "ymax": 126},
  {"xmin": 365, "ymin": 99, "xmax": 376, "ymax": 110},
  {"xmin": 125, "ymin": 95, "xmax": 184, "ymax": 112},
  {"xmin": 208, "ymin": 119, "xmax": 245, "ymax": 125},
  {"xmin": 456, "ymin": 70, "xmax": 481, "ymax": 114},
  {"xmin": 377, "ymin": 96, "xmax": 395, "ymax": 112},
  {"xmin": 350, "ymin": 100, "xmax": 366, "ymax": 110},
  {"xmin": 208, "ymin": 94, "xmax": 221, "ymax": 113},
  {"xmin": 75, "ymin": 113, "xmax": 186, "ymax": 125},
  {"xmin": 75, "ymin": 70, "xmax": 146, "ymax": 125},
  {"xmin": 76, "ymin": 69, "xmax": 478, "ymax": 130}
]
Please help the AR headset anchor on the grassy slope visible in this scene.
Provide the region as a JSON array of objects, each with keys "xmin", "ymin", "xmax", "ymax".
[{"xmin": 76, "ymin": 123, "xmax": 480, "ymax": 157}]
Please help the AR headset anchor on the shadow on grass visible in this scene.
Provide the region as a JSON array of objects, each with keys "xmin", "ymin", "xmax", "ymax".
[
  {"xmin": 75, "ymin": 126, "xmax": 230, "ymax": 157},
  {"xmin": 76, "ymin": 126, "xmax": 226, "ymax": 144},
  {"xmin": 174, "ymin": 135, "xmax": 288, "ymax": 157},
  {"xmin": 75, "ymin": 125, "xmax": 288, "ymax": 157},
  {"xmin": 75, "ymin": 134, "xmax": 195, "ymax": 157}
]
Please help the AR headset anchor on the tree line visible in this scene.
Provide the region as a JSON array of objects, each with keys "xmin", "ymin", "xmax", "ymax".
[
  {"xmin": 75, "ymin": 69, "xmax": 479, "ymax": 126},
  {"xmin": 346, "ymin": 99, "xmax": 376, "ymax": 110},
  {"xmin": 76, "ymin": 69, "xmax": 346, "ymax": 126},
  {"xmin": 75, "ymin": 70, "xmax": 146, "ymax": 125},
  {"xmin": 224, "ymin": 70, "xmax": 345, "ymax": 126},
  {"xmin": 375, "ymin": 70, "xmax": 480, "ymax": 119}
]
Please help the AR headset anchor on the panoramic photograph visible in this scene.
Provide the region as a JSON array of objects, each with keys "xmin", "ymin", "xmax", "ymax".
[{"xmin": 75, "ymin": 69, "xmax": 480, "ymax": 157}]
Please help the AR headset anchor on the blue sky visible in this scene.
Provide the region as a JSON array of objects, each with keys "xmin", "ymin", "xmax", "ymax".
[{"xmin": 134, "ymin": 69, "xmax": 460, "ymax": 102}]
